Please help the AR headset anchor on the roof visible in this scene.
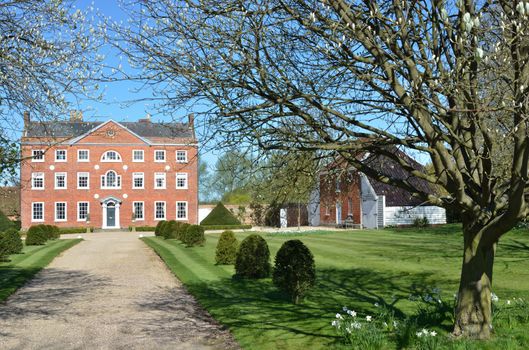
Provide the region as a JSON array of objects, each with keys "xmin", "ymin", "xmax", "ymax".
[
  {"xmin": 0, "ymin": 187, "xmax": 20, "ymax": 217},
  {"xmin": 24, "ymin": 120, "xmax": 194, "ymax": 141}
]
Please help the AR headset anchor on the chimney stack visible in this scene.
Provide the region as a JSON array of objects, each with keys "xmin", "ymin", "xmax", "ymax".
[
  {"xmin": 70, "ymin": 110, "xmax": 83, "ymax": 121},
  {"xmin": 188, "ymin": 113, "xmax": 195, "ymax": 129},
  {"xmin": 23, "ymin": 111, "xmax": 30, "ymax": 128},
  {"xmin": 139, "ymin": 113, "xmax": 151, "ymax": 123}
]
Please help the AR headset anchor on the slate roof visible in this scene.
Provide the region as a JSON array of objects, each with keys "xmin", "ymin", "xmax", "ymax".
[{"xmin": 24, "ymin": 120, "xmax": 194, "ymax": 140}]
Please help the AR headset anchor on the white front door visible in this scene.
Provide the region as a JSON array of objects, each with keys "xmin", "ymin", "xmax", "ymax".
[
  {"xmin": 336, "ymin": 201, "xmax": 342, "ymax": 225},
  {"xmin": 102, "ymin": 201, "xmax": 120, "ymax": 229}
]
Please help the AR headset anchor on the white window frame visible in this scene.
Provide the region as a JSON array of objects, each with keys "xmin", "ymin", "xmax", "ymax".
[
  {"xmin": 77, "ymin": 202, "xmax": 90, "ymax": 221},
  {"xmin": 54, "ymin": 172, "xmax": 67, "ymax": 190},
  {"xmin": 132, "ymin": 172, "xmax": 144, "ymax": 189},
  {"xmin": 77, "ymin": 149, "xmax": 90, "ymax": 162},
  {"xmin": 176, "ymin": 201, "xmax": 188, "ymax": 220},
  {"xmin": 101, "ymin": 150, "xmax": 122, "ymax": 162},
  {"xmin": 176, "ymin": 173, "xmax": 188, "ymax": 189},
  {"xmin": 154, "ymin": 172, "xmax": 166, "ymax": 189},
  {"xmin": 31, "ymin": 149, "xmax": 45, "ymax": 162},
  {"xmin": 154, "ymin": 150, "xmax": 166, "ymax": 162},
  {"xmin": 154, "ymin": 201, "xmax": 166, "ymax": 220},
  {"xmin": 31, "ymin": 172, "xmax": 45, "ymax": 190},
  {"xmin": 132, "ymin": 150, "xmax": 144, "ymax": 162},
  {"xmin": 133, "ymin": 201, "xmax": 144, "ymax": 221},
  {"xmin": 55, "ymin": 202, "xmax": 67, "ymax": 222},
  {"xmin": 31, "ymin": 202, "xmax": 44, "ymax": 222},
  {"xmin": 77, "ymin": 172, "xmax": 90, "ymax": 189},
  {"xmin": 101, "ymin": 170, "xmax": 122, "ymax": 189},
  {"xmin": 55, "ymin": 149, "xmax": 67, "ymax": 162},
  {"xmin": 176, "ymin": 150, "xmax": 188, "ymax": 163}
]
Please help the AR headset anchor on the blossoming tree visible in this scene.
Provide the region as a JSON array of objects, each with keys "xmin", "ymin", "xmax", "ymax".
[{"xmin": 115, "ymin": 0, "xmax": 529, "ymax": 339}]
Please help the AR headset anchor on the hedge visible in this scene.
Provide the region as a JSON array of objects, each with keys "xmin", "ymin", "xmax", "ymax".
[
  {"xmin": 202, "ymin": 224, "xmax": 252, "ymax": 231},
  {"xmin": 131, "ymin": 226, "xmax": 156, "ymax": 232},
  {"xmin": 25, "ymin": 225, "xmax": 48, "ymax": 245},
  {"xmin": 56, "ymin": 227, "xmax": 94, "ymax": 234},
  {"xmin": 0, "ymin": 210, "xmax": 14, "ymax": 232},
  {"xmin": 200, "ymin": 202, "xmax": 241, "ymax": 226},
  {"xmin": 0, "ymin": 229, "xmax": 23, "ymax": 255},
  {"xmin": 154, "ymin": 220, "xmax": 166, "ymax": 236}
]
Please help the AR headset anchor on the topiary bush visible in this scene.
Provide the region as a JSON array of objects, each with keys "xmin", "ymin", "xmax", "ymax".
[
  {"xmin": 0, "ymin": 228, "xmax": 23, "ymax": 255},
  {"xmin": 42, "ymin": 225, "xmax": 60, "ymax": 240},
  {"xmin": 272, "ymin": 240, "xmax": 316, "ymax": 304},
  {"xmin": 235, "ymin": 234, "xmax": 271, "ymax": 278},
  {"xmin": 177, "ymin": 223, "xmax": 190, "ymax": 241},
  {"xmin": 155, "ymin": 220, "xmax": 167, "ymax": 236},
  {"xmin": 215, "ymin": 230, "xmax": 239, "ymax": 265},
  {"xmin": 163, "ymin": 220, "xmax": 179, "ymax": 239},
  {"xmin": 0, "ymin": 210, "xmax": 14, "ymax": 232},
  {"xmin": 200, "ymin": 202, "xmax": 241, "ymax": 226},
  {"xmin": 25, "ymin": 225, "xmax": 48, "ymax": 245},
  {"xmin": 183, "ymin": 224, "xmax": 205, "ymax": 246}
]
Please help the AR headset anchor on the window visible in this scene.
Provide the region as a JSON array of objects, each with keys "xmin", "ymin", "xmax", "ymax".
[
  {"xmin": 176, "ymin": 201, "xmax": 188, "ymax": 220},
  {"xmin": 32, "ymin": 203, "xmax": 44, "ymax": 222},
  {"xmin": 101, "ymin": 170, "xmax": 121, "ymax": 188},
  {"xmin": 176, "ymin": 173, "xmax": 188, "ymax": 189},
  {"xmin": 31, "ymin": 173, "xmax": 44, "ymax": 190},
  {"xmin": 101, "ymin": 150, "xmax": 122, "ymax": 162},
  {"xmin": 132, "ymin": 173, "xmax": 144, "ymax": 189},
  {"xmin": 155, "ymin": 201, "xmax": 166, "ymax": 220},
  {"xmin": 133, "ymin": 202, "xmax": 144, "ymax": 220},
  {"xmin": 77, "ymin": 172, "xmax": 89, "ymax": 189},
  {"xmin": 78, "ymin": 202, "xmax": 89, "ymax": 221},
  {"xmin": 176, "ymin": 150, "xmax": 187, "ymax": 163},
  {"xmin": 32, "ymin": 150, "xmax": 44, "ymax": 162},
  {"xmin": 55, "ymin": 202, "xmax": 67, "ymax": 221},
  {"xmin": 54, "ymin": 172, "xmax": 67, "ymax": 189},
  {"xmin": 154, "ymin": 150, "xmax": 166, "ymax": 162},
  {"xmin": 132, "ymin": 150, "xmax": 144, "ymax": 162},
  {"xmin": 154, "ymin": 172, "xmax": 166, "ymax": 189},
  {"xmin": 78, "ymin": 149, "xmax": 89, "ymax": 162},
  {"xmin": 55, "ymin": 149, "xmax": 67, "ymax": 162}
]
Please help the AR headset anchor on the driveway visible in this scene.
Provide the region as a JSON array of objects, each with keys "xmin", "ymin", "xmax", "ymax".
[{"xmin": 0, "ymin": 232, "xmax": 239, "ymax": 350}]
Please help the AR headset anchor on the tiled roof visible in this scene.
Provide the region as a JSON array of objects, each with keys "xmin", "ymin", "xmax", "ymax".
[{"xmin": 25, "ymin": 120, "xmax": 194, "ymax": 140}]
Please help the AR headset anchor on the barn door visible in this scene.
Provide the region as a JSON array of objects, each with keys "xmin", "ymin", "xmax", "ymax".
[{"xmin": 362, "ymin": 198, "xmax": 378, "ymax": 229}]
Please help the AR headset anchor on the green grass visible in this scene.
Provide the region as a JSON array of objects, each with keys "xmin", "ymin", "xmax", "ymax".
[
  {"xmin": 142, "ymin": 224, "xmax": 529, "ymax": 349},
  {"xmin": 0, "ymin": 239, "xmax": 82, "ymax": 301}
]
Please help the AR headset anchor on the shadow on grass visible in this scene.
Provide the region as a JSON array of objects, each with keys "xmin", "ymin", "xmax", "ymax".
[{"xmin": 177, "ymin": 267, "xmax": 454, "ymax": 348}]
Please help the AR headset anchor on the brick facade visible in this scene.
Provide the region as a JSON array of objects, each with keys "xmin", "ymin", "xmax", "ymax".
[
  {"xmin": 20, "ymin": 118, "xmax": 198, "ymax": 230},
  {"xmin": 319, "ymin": 170, "xmax": 362, "ymax": 226}
]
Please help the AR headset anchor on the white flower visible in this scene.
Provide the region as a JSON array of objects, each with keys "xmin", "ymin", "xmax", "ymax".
[
  {"xmin": 430, "ymin": 331, "xmax": 437, "ymax": 336},
  {"xmin": 347, "ymin": 310, "xmax": 356, "ymax": 317},
  {"xmin": 374, "ymin": 302, "xmax": 379, "ymax": 307},
  {"xmin": 352, "ymin": 321, "xmax": 361, "ymax": 329},
  {"xmin": 491, "ymin": 293, "xmax": 499, "ymax": 302},
  {"xmin": 331, "ymin": 320, "xmax": 338, "ymax": 327},
  {"xmin": 336, "ymin": 313, "xmax": 343, "ymax": 319},
  {"xmin": 342, "ymin": 306, "xmax": 348, "ymax": 312},
  {"xmin": 416, "ymin": 332, "xmax": 423, "ymax": 337},
  {"xmin": 507, "ymin": 299, "xmax": 511, "ymax": 305},
  {"xmin": 366, "ymin": 315, "xmax": 372, "ymax": 322},
  {"xmin": 393, "ymin": 321, "xmax": 398, "ymax": 328}
]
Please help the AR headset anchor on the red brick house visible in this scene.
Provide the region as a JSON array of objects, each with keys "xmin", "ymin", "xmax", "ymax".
[
  {"xmin": 20, "ymin": 112, "xmax": 198, "ymax": 230},
  {"xmin": 309, "ymin": 152, "xmax": 446, "ymax": 228}
]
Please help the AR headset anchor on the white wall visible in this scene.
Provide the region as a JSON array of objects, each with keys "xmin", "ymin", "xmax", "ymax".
[
  {"xmin": 198, "ymin": 208, "xmax": 213, "ymax": 224},
  {"xmin": 384, "ymin": 206, "xmax": 446, "ymax": 226}
]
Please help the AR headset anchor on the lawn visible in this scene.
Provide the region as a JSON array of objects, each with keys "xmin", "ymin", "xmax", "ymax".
[
  {"xmin": 0, "ymin": 239, "xmax": 82, "ymax": 302},
  {"xmin": 142, "ymin": 224, "xmax": 529, "ymax": 349}
]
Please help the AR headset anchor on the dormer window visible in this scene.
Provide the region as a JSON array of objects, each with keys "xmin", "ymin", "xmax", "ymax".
[
  {"xmin": 101, "ymin": 150, "xmax": 122, "ymax": 162},
  {"xmin": 101, "ymin": 170, "xmax": 121, "ymax": 189}
]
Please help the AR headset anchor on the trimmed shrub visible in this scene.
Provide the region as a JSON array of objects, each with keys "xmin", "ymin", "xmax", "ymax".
[
  {"xmin": 12, "ymin": 220, "xmax": 21, "ymax": 231},
  {"xmin": 215, "ymin": 230, "xmax": 238, "ymax": 265},
  {"xmin": 131, "ymin": 226, "xmax": 156, "ymax": 232},
  {"xmin": 0, "ymin": 229, "xmax": 23, "ymax": 254},
  {"xmin": 235, "ymin": 234, "xmax": 271, "ymax": 278},
  {"xmin": 163, "ymin": 220, "xmax": 180, "ymax": 239},
  {"xmin": 201, "ymin": 224, "xmax": 252, "ymax": 231},
  {"xmin": 155, "ymin": 220, "xmax": 167, "ymax": 236},
  {"xmin": 183, "ymin": 224, "xmax": 205, "ymax": 246},
  {"xmin": 42, "ymin": 225, "xmax": 60, "ymax": 240},
  {"xmin": 200, "ymin": 202, "xmax": 241, "ymax": 226},
  {"xmin": 57, "ymin": 227, "xmax": 94, "ymax": 234},
  {"xmin": 177, "ymin": 223, "xmax": 190, "ymax": 241},
  {"xmin": 272, "ymin": 240, "xmax": 316, "ymax": 304},
  {"xmin": 0, "ymin": 210, "xmax": 14, "ymax": 232},
  {"xmin": 25, "ymin": 225, "xmax": 48, "ymax": 245}
]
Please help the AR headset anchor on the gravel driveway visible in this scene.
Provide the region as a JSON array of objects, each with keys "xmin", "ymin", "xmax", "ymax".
[{"xmin": 0, "ymin": 232, "xmax": 239, "ymax": 350}]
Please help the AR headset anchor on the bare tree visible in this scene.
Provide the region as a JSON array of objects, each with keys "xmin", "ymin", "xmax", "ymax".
[
  {"xmin": 0, "ymin": 0, "xmax": 104, "ymax": 177},
  {"xmin": 115, "ymin": 0, "xmax": 529, "ymax": 339}
]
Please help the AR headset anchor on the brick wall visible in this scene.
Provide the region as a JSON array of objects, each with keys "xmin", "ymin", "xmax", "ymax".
[{"xmin": 319, "ymin": 170, "xmax": 362, "ymax": 226}]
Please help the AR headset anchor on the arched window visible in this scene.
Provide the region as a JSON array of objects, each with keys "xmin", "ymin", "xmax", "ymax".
[
  {"xmin": 101, "ymin": 150, "xmax": 122, "ymax": 162},
  {"xmin": 101, "ymin": 170, "xmax": 121, "ymax": 188}
]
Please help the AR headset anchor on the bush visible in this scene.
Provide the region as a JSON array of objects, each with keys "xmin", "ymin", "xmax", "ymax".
[
  {"xmin": 200, "ymin": 202, "xmax": 241, "ymax": 226},
  {"xmin": 25, "ymin": 225, "xmax": 48, "ymax": 245},
  {"xmin": 42, "ymin": 225, "xmax": 60, "ymax": 240},
  {"xmin": 272, "ymin": 240, "xmax": 316, "ymax": 304},
  {"xmin": 215, "ymin": 230, "xmax": 239, "ymax": 265},
  {"xmin": 155, "ymin": 220, "xmax": 167, "ymax": 236},
  {"xmin": 201, "ymin": 224, "xmax": 252, "ymax": 231},
  {"xmin": 0, "ymin": 210, "xmax": 14, "ymax": 232},
  {"xmin": 12, "ymin": 220, "xmax": 21, "ymax": 231},
  {"xmin": 57, "ymin": 227, "xmax": 94, "ymax": 234},
  {"xmin": 235, "ymin": 234, "xmax": 271, "ymax": 278},
  {"xmin": 131, "ymin": 226, "xmax": 156, "ymax": 232},
  {"xmin": 163, "ymin": 220, "xmax": 180, "ymax": 239},
  {"xmin": 177, "ymin": 223, "xmax": 190, "ymax": 241},
  {"xmin": 0, "ymin": 229, "xmax": 23, "ymax": 255},
  {"xmin": 413, "ymin": 216, "xmax": 429, "ymax": 228},
  {"xmin": 183, "ymin": 224, "xmax": 205, "ymax": 246}
]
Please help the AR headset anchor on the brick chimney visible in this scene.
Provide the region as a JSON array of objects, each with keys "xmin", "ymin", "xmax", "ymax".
[
  {"xmin": 139, "ymin": 113, "xmax": 151, "ymax": 123},
  {"xmin": 23, "ymin": 111, "xmax": 30, "ymax": 128},
  {"xmin": 70, "ymin": 110, "xmax": 83, "ymax": 121}
]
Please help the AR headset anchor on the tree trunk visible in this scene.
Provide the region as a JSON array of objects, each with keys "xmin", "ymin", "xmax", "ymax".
[{"xmin": 453, "ymin": 229, "xmax": 496, "ymax": 339}]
